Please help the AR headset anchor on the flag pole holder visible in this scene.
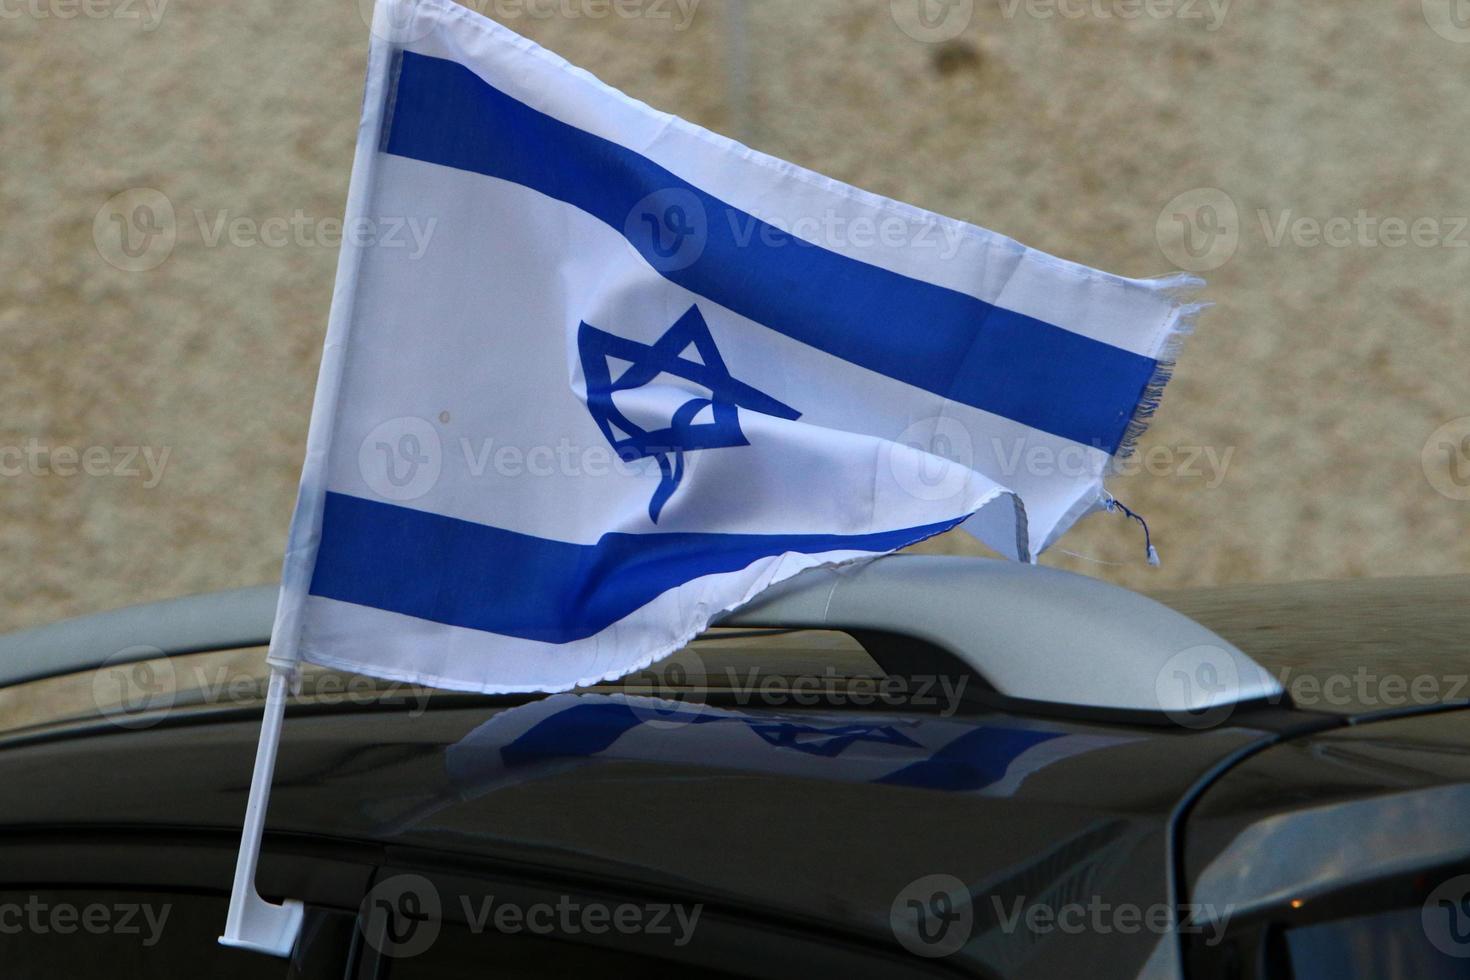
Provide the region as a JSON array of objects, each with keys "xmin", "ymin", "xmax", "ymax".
[{"xmin": 219, "ymin": 664, "xmax": 305, "ymax": 957}]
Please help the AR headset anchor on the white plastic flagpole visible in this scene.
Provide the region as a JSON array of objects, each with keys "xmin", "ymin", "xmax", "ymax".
[
  {"xmin": 219, "ymin": 664, "xmax": 304, "ymax": 956},
  {"xmin": 215, "ymin": 0, "xmax": 402, "ymax": 961}
]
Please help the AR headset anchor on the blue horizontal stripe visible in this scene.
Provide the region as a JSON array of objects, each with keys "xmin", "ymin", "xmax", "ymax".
[
  {"xmin": 308, "ymin": 492, "xmax": 964, "ymax": 644},
  {"xmin": 381, "ymin": 51, "xmax": 1156, "ymax": 454},
  {"xmin": 500, "ymin": 701, "xmax": 646, "ymax": 765},
  {"xmin": 878, "ymin": 726, "xmax": 1062, "ymax": 792}
]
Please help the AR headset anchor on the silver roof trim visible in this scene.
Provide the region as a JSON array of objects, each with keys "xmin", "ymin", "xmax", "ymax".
[
  {"xmin": 720, "ymin": 557, "xmax": 1282, "ymax": 713},
  {"xmin": 0, "ymin": 557, "xmax": 1281, "ymax": 714},
  {"xmin": 0, "ymin": 585, "xmax": 280, "ymax": 688}
]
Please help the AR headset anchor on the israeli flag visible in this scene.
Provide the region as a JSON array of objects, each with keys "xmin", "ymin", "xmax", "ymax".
[{"xmin": 269, "ymin": 0, "xmax": 1202, "ymax": 693}]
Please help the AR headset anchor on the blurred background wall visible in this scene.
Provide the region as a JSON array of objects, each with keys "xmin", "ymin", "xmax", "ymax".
[{"xmin": 3, "ymin": 0, "xmax": 1468, "ymax": 633}]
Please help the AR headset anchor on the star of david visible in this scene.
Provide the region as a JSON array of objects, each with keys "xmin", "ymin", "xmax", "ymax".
[
  {"xmin": 744, "ymin": 722, "xmax": 923, "ymax": 758},
  {"xmin": 578, "ymin": 304, "xmax": 801, "ymax": 523}
]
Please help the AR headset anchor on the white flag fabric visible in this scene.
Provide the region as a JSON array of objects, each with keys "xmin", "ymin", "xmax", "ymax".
[{"xmin": 269, "ymin": 0, "xmax": 1202, "ymax": 693}]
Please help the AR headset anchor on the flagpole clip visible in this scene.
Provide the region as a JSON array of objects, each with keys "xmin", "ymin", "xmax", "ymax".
[
  {"xmin": 219, "ymin": 889, "xmax": 304, "ymax": 959},
  {"xmin": 219, "ymin": 665, "xmax": 305, "ymax": 958}
]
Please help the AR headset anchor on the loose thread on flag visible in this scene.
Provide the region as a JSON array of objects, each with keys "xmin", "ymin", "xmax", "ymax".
[{"xmin": 1105, "ymin": 495, "xmax": 1161, "ymax": 567}]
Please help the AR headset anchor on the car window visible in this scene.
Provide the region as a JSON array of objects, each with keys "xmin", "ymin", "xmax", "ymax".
[
  {"xmin": 0, "ymin": 889, "xmax": 287, "ymax": 979},
  {"xmin": 376, "ymin": 915, "xmax": 741, "ymax": 980},
  {"xmin": 1280, "ymin": 905, "xmax": 1470, "ymax": 980}
]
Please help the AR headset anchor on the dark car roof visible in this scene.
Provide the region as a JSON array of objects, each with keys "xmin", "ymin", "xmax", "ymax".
[
  {"xmin": 28, "ymin": 684, "xmax": 1470, "ymax": 978},
  {"xmin": 0, "ymin": 691, "xmax": 1291, "ymax": 978}
]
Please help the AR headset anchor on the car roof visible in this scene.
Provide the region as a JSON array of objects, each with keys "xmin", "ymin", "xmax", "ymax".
[{"xmin": 0, "ymin": 692, "xmax": 1269, "ymax": 979}]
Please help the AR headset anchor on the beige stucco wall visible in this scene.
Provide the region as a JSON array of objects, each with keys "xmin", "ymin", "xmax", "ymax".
[{"xmin": 3, "ymin": 0, "xmax": 1469, "ymax": 635}]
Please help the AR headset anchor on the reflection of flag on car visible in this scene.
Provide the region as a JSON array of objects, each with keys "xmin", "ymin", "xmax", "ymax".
[
  {"xmin": 268, "ymin": 0, "xmax": 1203, "ymax": 694},
  {"xmin": 440, "ymin": 695, "xmax": 1137, "ymax": 800}
]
